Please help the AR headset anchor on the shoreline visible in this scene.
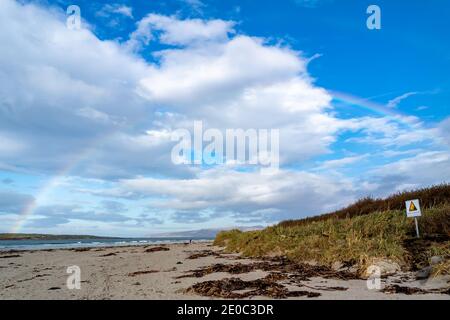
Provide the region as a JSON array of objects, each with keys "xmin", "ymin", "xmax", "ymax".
[
  {"xmin": 1, "ymin": 242, "xmax": 448, "ymax": 300},
  {"xmin": 0, "ymin": 239, "xmax": 214, "ymax": 252}
]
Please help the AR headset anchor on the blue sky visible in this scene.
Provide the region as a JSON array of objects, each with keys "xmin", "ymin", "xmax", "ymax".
[{"xmin": 0, "ymin": 0, "xmax": 449, "ymax": 236}]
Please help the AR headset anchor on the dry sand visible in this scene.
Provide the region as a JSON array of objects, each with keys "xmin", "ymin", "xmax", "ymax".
[{"xmin": 0, "ymin": 242, "xmax": 448, "ymax": 300}]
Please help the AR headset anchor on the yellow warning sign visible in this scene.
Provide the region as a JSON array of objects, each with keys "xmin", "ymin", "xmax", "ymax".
[{"xmin": 406, "ymin": 199, "xmax": 421, "ymax": 217}]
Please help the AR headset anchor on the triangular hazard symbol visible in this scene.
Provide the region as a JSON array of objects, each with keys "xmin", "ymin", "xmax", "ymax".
[{"xmin": 409, "ymin": 202, "xmax": 417, "ymax": 211}]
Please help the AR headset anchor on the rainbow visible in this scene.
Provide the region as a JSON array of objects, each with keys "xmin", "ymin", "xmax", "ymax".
[
  {"xmin": 330, "ymin": 90, "xmax": 419, "ymax": 127},
  {"xmin": 10, "ymin": 144, "xmax": 97, "ymax": 233}
]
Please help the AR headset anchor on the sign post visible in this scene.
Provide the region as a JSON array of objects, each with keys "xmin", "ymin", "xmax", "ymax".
[
  {"xmin": 413, "ymin": 216, "xmax": 420, "ymax": 238},
  {"xmin": 405, "ymin": 199, "xmax": 421, "ymax": 238}
]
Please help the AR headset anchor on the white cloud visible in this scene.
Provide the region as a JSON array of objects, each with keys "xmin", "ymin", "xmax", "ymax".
[
  {"xmin": 113, "ymin": 5, "xmax": 134, "ymax": 18},
  {"xmin": 387, "ymin": 92, "xmax": 419, "ymax": 108},
  {"xmin": 126, "ymin": 14, "xmax": 235, "ymax": 50},
  {"xmin": 342, "ymin": 116, "xmax": 439, "ymax": 148},
  {"xmin": 317, "ymin": 155, "xmax": 367, "ymax": 170},
  {"xmin": 120, "ymin": 167, "xmax": 359, "ymax": 221},
  {"xmin": 370, "ymin": 151, "xmax": 450, "ymax": 191},
  {"xmin": 0, "ymin": 190, "xmax": 35, "ymax": 214},
  {"xmin": 182, "ymin": 0, "xmax": 206, "ymax": 14},
  {"xmin": 97, "ymin": 4, "xmax": 134, "ymax": 19},
  {"xmin": 137, "ymin": 37, "xmax": 307, "ymax": 105},
  {"xmin": 0, "ymin": 0, "xmax": 174, "ymax": 178},
  {"xmin": 0, "ymin": 133, "xmax": 26, "ymax": 155},
  {"xmin": 437, "ymin": 117, "xmax": 450, "ymax": 146},
  {"xmin": 381, "ymin": 149, "xmax": 423, "ymax": 158}
]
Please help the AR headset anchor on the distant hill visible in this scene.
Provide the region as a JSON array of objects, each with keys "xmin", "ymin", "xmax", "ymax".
[
  {"xmin": 151, "ymin": 226, "xmax": 264, "ymax": 238},
  {"xmin": 0, "ymin": 233, "xmax": 117, "ymax": 241}
]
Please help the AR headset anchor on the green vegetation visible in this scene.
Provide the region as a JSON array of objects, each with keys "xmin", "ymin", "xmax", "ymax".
[
  {"xmin": 279, "ymin": 184, "xmax": 450, "ymax": 227},
  {"xmin": 215, "ymin": 185, "xmax": 450, "ymax": 275},
  {"xmin": 0, "ymin": 233, "xmax": 115, "ymax": 240}
]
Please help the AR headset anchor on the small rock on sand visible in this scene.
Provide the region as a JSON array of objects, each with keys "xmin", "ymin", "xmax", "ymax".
[
  {"xmin": 430, "ymin": 256, "xmax": 444, "ymax": 266},
  {"xmin": 416, "ymin": 266, "xmax": 432, "ymax": 280},
  {"xmin": 364, "ymin": 258, "xmax": 401, "ymax": 278}
]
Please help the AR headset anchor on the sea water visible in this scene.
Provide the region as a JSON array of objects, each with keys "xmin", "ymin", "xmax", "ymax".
[{"xmin": 0, "ymin": 237, "xmax": 213, "ymax": 251}]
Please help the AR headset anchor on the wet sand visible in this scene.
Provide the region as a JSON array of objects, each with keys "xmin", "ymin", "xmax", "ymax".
[{"xmin": 0, "ymin": 242, "xmax": 448, "ymax": 300}]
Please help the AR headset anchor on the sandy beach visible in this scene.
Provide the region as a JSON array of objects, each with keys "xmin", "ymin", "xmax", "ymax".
[{"xmin": 0, "ymin": 242, "xmax": 448, "ymax": 300}]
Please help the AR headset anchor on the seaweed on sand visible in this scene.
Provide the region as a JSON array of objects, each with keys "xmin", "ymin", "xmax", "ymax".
[
  {"xmin": 145, "ymin": 246, "xmax": 170, "ymax": 253},
  {"xmin": 177, "ymin": 257, "xmax": 359, "ymax": 281},
  {"xmin": 186, "ymin": 250, "xmax": 221, "ymax": 259},
  {"xmin": 128, "ymin": 270, "xmax": 159, "ymax": 276},
  {"xmin": 185, "ymin": 275, "xmax": 321, "ymax": 299},
  {"xmin": 382, "ymin": 284, "xmax": 450, "ymax": 295}
]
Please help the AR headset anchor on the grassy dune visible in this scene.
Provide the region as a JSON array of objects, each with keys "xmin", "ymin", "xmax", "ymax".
[{"xmin": 215, "ymin": 185, "xmax": 450, "ymax": 275}]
